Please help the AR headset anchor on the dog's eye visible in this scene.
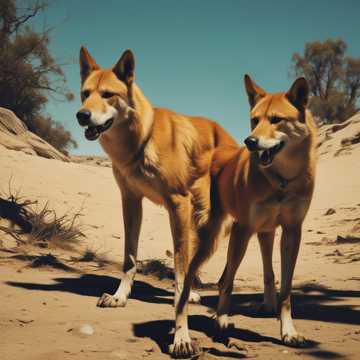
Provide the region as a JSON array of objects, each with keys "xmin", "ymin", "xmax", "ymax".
[
  {"xmin": 82, "ymin": 90, "xmax": 90, "ymax": 99},
  {"xmin": 251, "ymin": 117, "xmax": 259, "ymax": 127},
  {"xmin": 270, "ymin": 116, "xmax": 283, "ymax": 124},
  {"xmin": 102, "ymin": 91, "xmax": 116, "ymax": 99}
]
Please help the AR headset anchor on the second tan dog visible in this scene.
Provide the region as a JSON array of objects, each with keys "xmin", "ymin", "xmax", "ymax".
[{"xmin": 171, "ymin": 75, "xmax": 317, "ymax": 357}]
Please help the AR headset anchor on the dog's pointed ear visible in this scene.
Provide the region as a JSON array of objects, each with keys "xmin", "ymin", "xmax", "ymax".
[
  {"xmin": 244, "ymin": 74, "xmax": 266, "ymax": 108},
  {"xmin": 286, "ymin": 77, "xmax": 309, "ymax": 111},
  {"xmin": 113, "ymin": 49, "xmax": 135, "ymax": 86},
  {"xmin": 80, "ymin": 46, "xmax": 100, "ymax": 83}
]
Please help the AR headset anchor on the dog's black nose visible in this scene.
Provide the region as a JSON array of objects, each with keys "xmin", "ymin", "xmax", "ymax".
[
  {"xmin": 76, "ymin": 110, "xmax": 91, "ymax": 126},
  {"xmin": 244, "ymin": 136, "xmax": 259, "ymax": 151}
]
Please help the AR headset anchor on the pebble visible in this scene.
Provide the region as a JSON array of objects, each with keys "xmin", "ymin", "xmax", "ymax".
[{"xmin": 69, "ymin": 323, "xmax": 94, "ymax": 337}]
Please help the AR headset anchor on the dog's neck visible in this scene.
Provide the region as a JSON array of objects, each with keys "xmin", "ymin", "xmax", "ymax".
[
  {"xmin": 130, "ymin": 84, "xmax": 154, "ymax": 143},
  {"xmin": 100, "ymin": 83, "xmax": 154, "ymax": 167}
]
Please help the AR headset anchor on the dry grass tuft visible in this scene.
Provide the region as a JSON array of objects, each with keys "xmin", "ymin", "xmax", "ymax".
[
  {"xmin": 12, "ymin": 253, "xmax": 75, "ymax": 272},
  {"xmin": 0, "ymin": 181, "xmax": 85, "ymax": 250},
  {"xmin": 71, "ymin": 247, "xmax": 115, "ymax": 268},
  {"xmin": 137, "ymin": 259, "xmax": 174, "ymax": 280},
  {"xmin": 27, "ymin": 202, "xmax": 85, "ymax": 250}
]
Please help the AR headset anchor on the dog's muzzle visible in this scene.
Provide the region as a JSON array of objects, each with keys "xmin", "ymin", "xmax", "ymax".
[
  {"xmin": 244, "ymin": 136, "xmax": 285, "ymax": 166},
  {"xmin": 258, "ymin": 141, "xmax": 285, "ymax": 166},
  {"xmin": 84, "ymin": 119, "xmax": 114, "ymax": 141},
  {"xmin": 76, "ymin": 110, "xmax": 114, "ymax": 141}
]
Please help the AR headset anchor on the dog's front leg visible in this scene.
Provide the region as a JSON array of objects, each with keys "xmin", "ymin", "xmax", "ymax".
[
  {"xmin": 279, "ymin": 224, "xmax": 306, "ymax": 347},
  {"xmin": 167, "ymin": 193, "xmax": 200, "ymax": 357},
  {"xmin": 257, "ymin": 231, "xmax": 277, "ymax": 315},
  {"xmin": 98, "ymin": 178, "xmax": 142, "ymax": 308}
]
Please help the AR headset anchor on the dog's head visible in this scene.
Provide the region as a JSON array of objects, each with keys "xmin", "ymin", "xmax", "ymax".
[
  {"xmin": 243, "ymin": 74, "xmax": 310, "ymax": 167},
  {"xmin": 76, "ymin": 47, "xmax": 136, "ymax": 141}
]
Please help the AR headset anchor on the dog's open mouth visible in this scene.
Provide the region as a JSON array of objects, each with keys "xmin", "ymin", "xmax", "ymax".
[
  {"xmin": 84, "ymin": 118, "xmax": 114, "ymax": 141},
  {"xmin": 258, "ymin": 141, "xmax": 285, "ymax": 166}
]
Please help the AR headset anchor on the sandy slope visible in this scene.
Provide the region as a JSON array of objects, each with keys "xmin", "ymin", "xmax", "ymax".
[{"xmin": 0, "ymin": 115, "xmax": 359, "ymax": 359}]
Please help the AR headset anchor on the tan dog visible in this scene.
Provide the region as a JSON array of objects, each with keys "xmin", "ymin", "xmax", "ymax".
[
  {"xmin": 172, "ymin": 75, "xmax": 317, "ymax": 357},
  {"xmin": 76, "ymin": 47, "xmax": 237, "ymax": 311}
]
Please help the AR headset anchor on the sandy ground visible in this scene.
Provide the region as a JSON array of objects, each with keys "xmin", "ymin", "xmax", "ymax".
[{"xmin": 0, "ymin": 116, "xmax": 359, "ymax": 359}]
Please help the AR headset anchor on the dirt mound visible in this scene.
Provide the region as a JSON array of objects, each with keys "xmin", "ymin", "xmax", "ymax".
[
  {"xmin": 317, "ymin": 112, "xmax": 360, "ymax": 159},
  {"xmin": 0, "ymin": 107, "xmax": 69, "ymax": 161}
]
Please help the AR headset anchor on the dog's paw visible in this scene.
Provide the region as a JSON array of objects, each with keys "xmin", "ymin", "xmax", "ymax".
[
  {"xmin": 169, "ymin": 339, "xmax": 200, "ymax": 358},
  {"xmin": 282, "ymin": 333, "xmax": 307, "ymax": 348},
  {"xmin": 215, "ymin": 314, "xmax": 229, "ymax": 332},
  {"xmin": 96, "ymin": 293, "xmax": 127, "ymax": 308},
  {"xmin": 189, "ymin": 290, "xmax": 201, "ymax": 304},
  {"xmin": 212, "ymin": 314, "xmax": 232, "ymax": 343}
]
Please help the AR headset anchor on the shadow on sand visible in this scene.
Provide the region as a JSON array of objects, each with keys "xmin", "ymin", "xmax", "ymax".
[
  {"xmin": 6, "ymin": 275, "xmax": 358, "ymax": 358},
  {"xmin": 6, "ymin": 274, "xmax": 173, "ymax": 305}
]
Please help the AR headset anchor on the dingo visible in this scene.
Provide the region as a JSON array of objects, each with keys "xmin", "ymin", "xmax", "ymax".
[
  {"xmin": 77, "ymin": 47, "xmax": 236, "ymax": 311},
  {"xmin": 172, "ymin": 75, "xmax": 317, "ymax": 357}
]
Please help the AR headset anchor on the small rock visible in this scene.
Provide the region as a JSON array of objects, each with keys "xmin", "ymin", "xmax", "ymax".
[
  {"xmin": 69, "ymin": 324, "xmax": 94, "ymax": 337},
  {"xmin": 333, "ymin": 249, "xmax": 343, "ymax": 256},
  {"xmin": 126, "ymin": 338, "xmax": 138, "ymax": 343},
  {"xmin": 321, "ymin": 237, "xmax": 333, "ymax": 244},
  {"xmin": 79, "ymin": 324, "xmax": 94, "ymax": 336},
  {"xmin": 324, "ymin": 208, "xmax": 336, "ymax": 215}
]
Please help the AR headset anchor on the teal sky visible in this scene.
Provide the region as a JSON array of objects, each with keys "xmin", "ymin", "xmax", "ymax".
[{"xmin": 31, "ymin": 0, "xmax": 360, "ymax": 155}]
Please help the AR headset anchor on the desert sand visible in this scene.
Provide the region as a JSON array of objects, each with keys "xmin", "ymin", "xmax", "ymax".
[{"xmin": 0, "ymin": 113, "xmax": 359, "ymax": 360}]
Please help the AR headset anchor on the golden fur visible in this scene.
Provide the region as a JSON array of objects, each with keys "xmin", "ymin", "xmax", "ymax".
[
  {"xmin": 172, "ymin": 75, "xmax": 317, "ymax": 357},
  {"xmin": 77, "ymin": 47, "xmax": 237, "ymax": 311}
]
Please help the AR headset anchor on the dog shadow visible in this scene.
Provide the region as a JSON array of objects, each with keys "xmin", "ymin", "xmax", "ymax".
[
  {"xmin": 6, "ymin": 276, "xmax": 358, "ymax": 358},
  {"xmin": 6, "ymin": 274, "xmax": 173, "ymax": 305},
  {"xmin": 6, "ymin": 275, "xmax": 359, "ymax": 325},
  {"xmin": 200, "ymin": 283, "xmax": 360, "ymax": 326},
  {"xmin": 133, "ymin": 314, "xmax": 284, "ymax": 353}
]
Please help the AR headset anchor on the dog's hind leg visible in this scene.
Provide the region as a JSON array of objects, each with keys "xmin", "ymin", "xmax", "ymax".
[
  {"xmin": 167, "ymin": 193, "xmax": 201, "ymax": 357},
  {"xmin": 169, "ymin": 200, "xmax": 225, "ymax": 357},
  {"xmin": 98, "ymin": 172, "xmax": 142, "ymax": 308},
  {"xmin": 216, "ymin": 223, "xmax": 252, "ymax": 332},
  {"xmin": 167, "ymin": 193, "xmax": 194, "ymax": 309},
  {"xmin": 257, "ymin": 231, "xmax": 277, "ymax": 315},
  {"xmin": 278, "ymin": 224, "xmax": 306, "ymax": 347}
]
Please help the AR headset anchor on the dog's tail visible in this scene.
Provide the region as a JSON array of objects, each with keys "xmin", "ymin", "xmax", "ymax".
[
  {"xmin": 177, "ymin": 179, "xmax": 228, "ymax": 314},
  {"xmin": 192, "ymin": 176, "xmax": 228, "ymax": 269}
]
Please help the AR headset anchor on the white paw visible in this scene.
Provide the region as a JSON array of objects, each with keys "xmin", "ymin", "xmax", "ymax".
[
  {"xmin": 281, "ymin": 322, "xmax": 307, "ymax": 348},
  {"xmin": 216, "ymin": 314, "xmax": 229, "ymax": 331},
  {"xmin": 282, "ymin": 332, "xmax": 307, "ymax": 348},
  {"xmin": 169, "ymin": 338, "xmax": 200, "ymax": 358},
  {"xmin": 189, "ymin": 290, "xmax": 201, "ymax": 304},
  {"xmin": 96, "ymin": 293, "xmax": 127, "ymax": 308}
]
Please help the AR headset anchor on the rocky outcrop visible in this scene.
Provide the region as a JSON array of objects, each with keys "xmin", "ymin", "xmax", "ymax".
[{"xmin": 0, "ymin": 107, "xmax": 69, "ymax": 162}]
